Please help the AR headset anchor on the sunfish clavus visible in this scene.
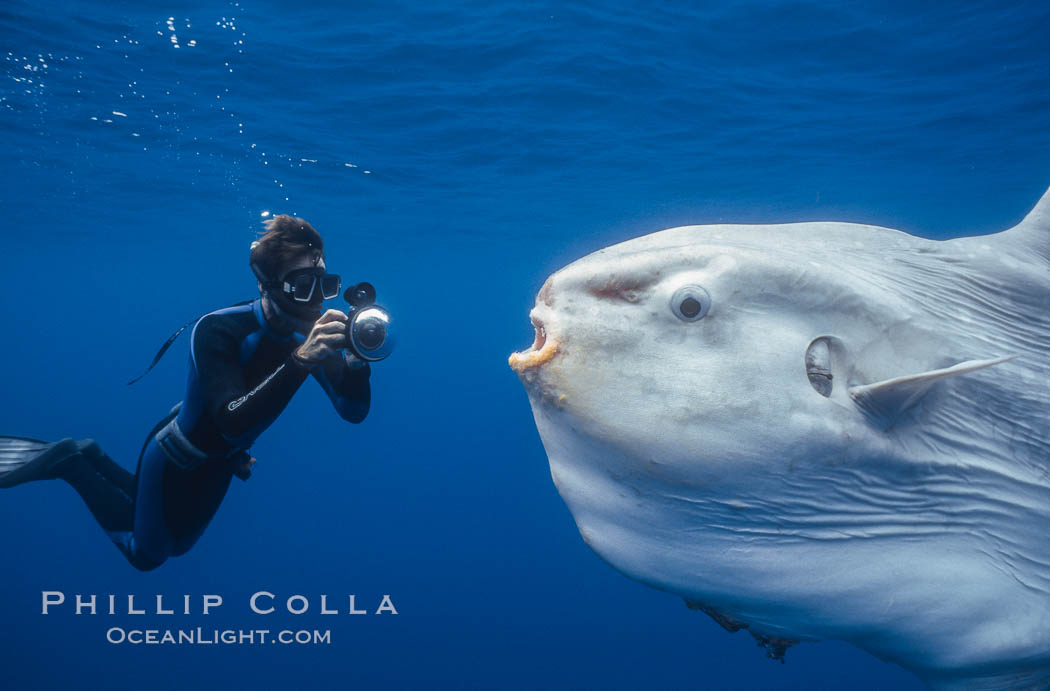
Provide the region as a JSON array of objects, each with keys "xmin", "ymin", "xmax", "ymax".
[{"xmin": 510, "ymin": 188, "xmax": 1050, "ymax": 689}]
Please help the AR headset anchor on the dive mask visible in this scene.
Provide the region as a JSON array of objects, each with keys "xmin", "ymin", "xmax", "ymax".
[{"xmin": 279, "ymin": 267, "xmax": 342, "ymax": 304}]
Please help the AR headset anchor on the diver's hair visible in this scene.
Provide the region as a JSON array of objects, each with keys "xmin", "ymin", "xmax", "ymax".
[{"xmin": 250, "ymin": 214, "xmax": 324, "ymax": 282}]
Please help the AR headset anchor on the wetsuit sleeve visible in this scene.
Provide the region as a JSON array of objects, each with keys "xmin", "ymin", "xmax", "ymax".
[
  {"xmin": 192, "ymin": 315, "xmax": 313, "ymax": 440},
  {"xmin": 312, "ymin": 355, "xmax": 371, "ymax": 423}
]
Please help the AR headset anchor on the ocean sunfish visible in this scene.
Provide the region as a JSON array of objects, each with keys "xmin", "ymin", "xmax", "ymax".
[{"xmin": 510, "ymin": 188, "xmax": 1050, "ymax": 689}]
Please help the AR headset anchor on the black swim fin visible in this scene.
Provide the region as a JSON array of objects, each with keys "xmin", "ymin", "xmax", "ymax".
[{"xmin": 0, "ymin": 436, "xmax": 81, "ymax": 488}]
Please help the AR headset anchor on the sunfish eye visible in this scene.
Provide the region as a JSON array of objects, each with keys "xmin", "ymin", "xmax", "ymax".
[{"xmin": 670, "ymin": 285, "xmax": 711, "ymax": 322}]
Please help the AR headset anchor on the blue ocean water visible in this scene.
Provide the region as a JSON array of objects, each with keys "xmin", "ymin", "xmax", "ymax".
[{"xmin": 1, "ymin": 1, "xmax": 1048, "ymax": 688}]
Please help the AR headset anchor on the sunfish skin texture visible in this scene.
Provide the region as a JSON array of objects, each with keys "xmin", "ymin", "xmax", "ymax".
[{"xmin": 511, "ymin": 188, "xmax": 1050, "ymax": 690}]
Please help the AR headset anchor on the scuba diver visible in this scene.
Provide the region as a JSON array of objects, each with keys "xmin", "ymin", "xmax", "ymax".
[{"xmin": 0, "ymin": 215, "xmax": 378, "ymax": 571}]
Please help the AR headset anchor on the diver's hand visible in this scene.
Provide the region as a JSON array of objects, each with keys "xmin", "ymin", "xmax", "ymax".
[
  {"xmin": 295, "ymin": 309, "xmax": 348, "ymax": 364},
  {"xmin": 232, "ymin": 454, "xmax": 256, "ymax": 481}
]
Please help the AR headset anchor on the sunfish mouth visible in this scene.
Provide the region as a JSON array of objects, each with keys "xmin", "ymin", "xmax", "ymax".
[{"xmin": 509, "ymin": 311, "xmax": 559, "ymax": 373}]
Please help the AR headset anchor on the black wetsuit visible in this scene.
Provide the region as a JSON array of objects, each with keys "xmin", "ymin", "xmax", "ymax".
[{"xmin": 59, "ymin": 299, "xmax": 370, "ymax": 570}]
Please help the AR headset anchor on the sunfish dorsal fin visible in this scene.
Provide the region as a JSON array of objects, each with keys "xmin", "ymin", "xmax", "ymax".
[
  {"xmin": 1007, "ymin": 185, "xmax": 1050, "ymax": 263},
  {"xmin": 848, "ymin": 356, "xmax": 1016, "ymax": 429}
]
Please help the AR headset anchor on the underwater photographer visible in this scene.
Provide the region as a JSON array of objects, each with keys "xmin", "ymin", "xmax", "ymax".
[{"xmin": 0, "ymin": 215, "xmax": 394, "ymax": 571}]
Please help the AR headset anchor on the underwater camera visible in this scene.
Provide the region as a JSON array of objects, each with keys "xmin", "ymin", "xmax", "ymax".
[{"xmin": 343, "ymin": 282, "xmax": 395, "ymax": 361}]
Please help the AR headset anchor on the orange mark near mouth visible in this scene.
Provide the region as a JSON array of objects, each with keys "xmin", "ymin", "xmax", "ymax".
[
  {"xmin": 509, "ymin": 314, "xmax": 558, "ymax": 372},
  {"xmin": 509, "ymin": 340, "xmax": 559, "ymax": 373}
]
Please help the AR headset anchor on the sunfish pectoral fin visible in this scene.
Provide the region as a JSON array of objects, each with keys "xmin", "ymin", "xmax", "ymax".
[{"xmin": 847, "ymin": 355, "xmax": 1017, "ymax": 429}]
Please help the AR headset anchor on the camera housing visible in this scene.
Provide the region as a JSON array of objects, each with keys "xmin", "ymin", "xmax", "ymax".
[{"xmin": 343, "ymin": 282, "xmax": 395, "ymax": 361}]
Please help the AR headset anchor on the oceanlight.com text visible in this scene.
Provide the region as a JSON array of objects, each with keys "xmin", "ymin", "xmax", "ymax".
[{"xmin": 106, "ymin": 627, "xmax": 331, "ymax": 645}]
